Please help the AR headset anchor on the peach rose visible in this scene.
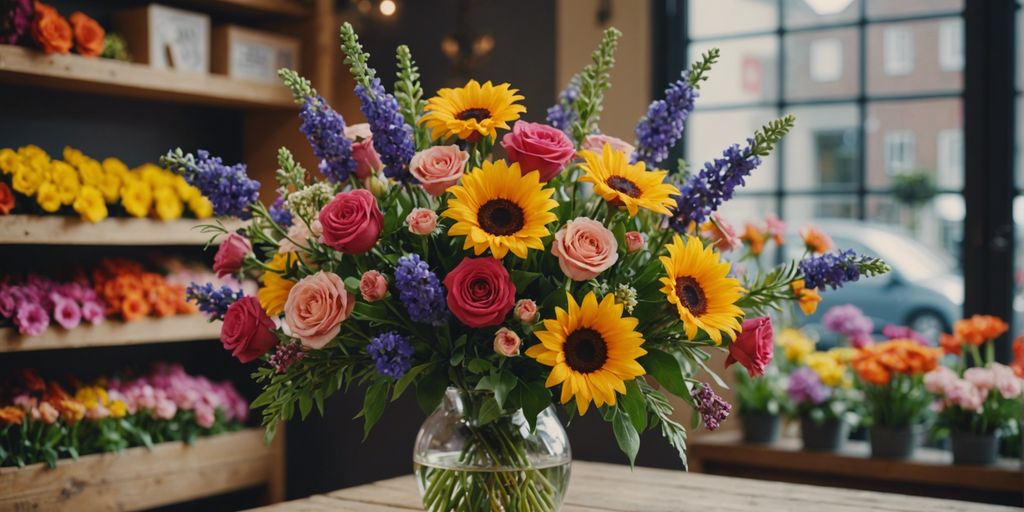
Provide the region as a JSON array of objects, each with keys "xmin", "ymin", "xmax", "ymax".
[
  {"xmin": 582, "ymin": 134, "xmax": 635, "ymax": 155},
  {"xmin": 406, "ymin": 207, "xmax": 437, "ymax": 235},
  {"xmin": 493, "ymin": 327, "xmax": 521, "ymax": 357},
  {"xmin": 551, "ymin": 217, "xmax": 619, "ymax": 281},
  {"xmin": 31, "ymin": 2, "xmax": 72, "ymax": 54},
  {"xmin": 69, "ymin": 11, "xmax": 104, "ymax": 58},
  {"xmin": 514, "ymin": 299, "xmax": 538, "ymax": 323},
  {"xmin": 284, "ymin": 271, "xmax": 355, "ymax": 349},
  {"xmin": 409, "ymin": 145, "xmax": 469, "ymax": 196},
  {"xmin": 344, "ymin": 123, "xmax": 382, "ymax": 180},
  {"xmin": 624, "ymin": 231, "xmax": 646, "ymax": 253},
  {"xmin": 359, "ymin": 270, "xmax": 388, "ymax": 302}
]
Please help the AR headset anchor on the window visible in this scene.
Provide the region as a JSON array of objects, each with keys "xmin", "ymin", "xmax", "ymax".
[
  {"xmin": 939, "ymin": 19, "xmax": 965, "ymax": 71},
  {"xmin": 883, "ymin": 27, "xmax": 913, "ymax": 76},
  {"xmin": 936, "ymin": 129, "xmax": 963, "ymax": 188},
  {"xmin": 809, "ymin": 38, "xmax": 842, "ymax": 83},
  {"xmin": 884, "ymin": 131, "xmax": 916, "ymax": 174}
]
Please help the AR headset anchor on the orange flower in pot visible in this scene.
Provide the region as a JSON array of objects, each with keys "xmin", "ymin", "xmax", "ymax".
[{"xmin": 69, "ymin": 11, "xmax": 105, "ymax": 58}]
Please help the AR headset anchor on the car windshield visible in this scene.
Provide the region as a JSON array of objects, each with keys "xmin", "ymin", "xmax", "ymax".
[{"xmin": 858, "ymin": 228, "xmax": 954, "ymax": 281}]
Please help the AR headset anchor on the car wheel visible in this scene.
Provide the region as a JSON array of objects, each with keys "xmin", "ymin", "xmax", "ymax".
[{"xmin": 906, "ymin": 311, "xmax": 948, "ymax": 343}]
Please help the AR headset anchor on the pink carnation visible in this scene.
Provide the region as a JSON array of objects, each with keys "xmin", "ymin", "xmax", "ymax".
[
  {"xmin": 51, "ymin": 295, "xmax": 81, "ymax": 330},
  {"xmin": 15, "ymin": 302, "xmax": 49, "ymax": 336}
]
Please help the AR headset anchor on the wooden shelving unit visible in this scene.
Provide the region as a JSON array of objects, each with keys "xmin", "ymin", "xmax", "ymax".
[
  {"xmin": 0, "ymin": 46, "xmax": 295, "ymax": 109},
  {"xmin": 0, "ymin": 315, "xmax": 222, "ymax": 353},
  {"xmin": 0, "ymin": 215, "xmax": 244, "ymax": 246},
  {"xmin": 0, "ymin": 428, "xmax": 284, "ymax": 511},
  {"xmin": 179, "ymin": 0, "xmax": 311, "ymax": 17}
]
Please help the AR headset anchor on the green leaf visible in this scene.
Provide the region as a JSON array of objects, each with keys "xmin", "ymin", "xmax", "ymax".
[
  {"xmin": 360, "ymin": 381, "xmax": 389, "ymax": 440},
  {"xmin": 392, "ymin": 363, "xmax": 430, "ymax": 402},
  {"xmin": 298, "ymin": 394, "xmax": 313, "ymax": 420},
  {"xmin": 476, "ymin": 397, "xmax": 503, "ymax": 426},
  {"xmin": 612, "ymin": 410, "xmax": 640, "ymax": 467},
  {"xmin": 476, "ymin": 370, "xmax": 518, "ymax": 409},
  {"xmin": 620, "ymin": 380, "xmax": 648, "ymax": 434},
  {"xmin": 467, "ymin": 358, "xmax": 491, "ymax": 374},
  {"xmin": 416, "ymin": 368, "xmax": 448, "ymax": 414},
  {"xmin": 449, "ymin": 350, "xmax": 465, "ymax": 366},
  {"xmin": 343, "ymin": 276, "xmax": 361, "ymax": 293},
  {"xmin": 509, "ymin": 270, "xmax": 542, "ymax": 291},
  {"xmin": 639, "ymin": 349, "xmax": 689, "ymax": 399},
  {"xmin": 518, "ymin": 380, "xmax": 552, "ymax": 432}
]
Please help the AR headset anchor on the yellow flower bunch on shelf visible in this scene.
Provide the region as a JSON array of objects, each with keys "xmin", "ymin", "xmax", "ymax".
[{"xmin": 0, "ymin": 145, "xmax": 214, "ymax": 223}]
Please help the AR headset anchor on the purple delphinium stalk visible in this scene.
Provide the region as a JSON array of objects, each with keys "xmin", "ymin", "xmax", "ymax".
[
  {"xmin": 798, "ymin": 249, "xmax": 862, "ymax": 291},
  {"xmin": 0, "ymin": 0, "xmax": 32, "ymax": 45},
  {"xmin": 632, "ymin": 76, "xmax": 698, "ymax": 167},
  {"xmin": 354, "ymin": 78, "xmax": 415, "ymax": 181},
  {"xmin": 822, "ymin": 304, "xmax": 874, "ymax": 341},
  {"xmin": 162, "ymin": 149, "xmax": 260, "ymax": 219},
  {"xmin": 186, "ymin": 282, "xmax": 245, "ymax": 321},
  {"xmin": 393, "ymin": 254, "xmax": 447, "ymax": 325},
  {"xmin": 669, "ymin": 141, "xmax": 762, "ymax": 231},
  {"xmin": 693, "ymin": 383, "xmax": 732, "ymax": 431},
  {"xmin": 269, "ymin": 194, "xmax": 293, "ymax": 228},
  {"xmin": 883, "ymin": 324, "xmax": 929, "ymax": 345},
  {"xmin": 299, "ymin": 95, "xmax": 357, "ymax": 184},
  {"xmin": 546, "ymin": 76, "xmax": 581, "ymax": 136},
  {"xmin": 788, "ymin": 367, "xmax": 831, "ymax": 405},
  {"xmin": 367, "ymin": 331, "xmax": 414, "ymax": 379},
  {"xmin": 269, "ymin": 341, "xmax": 306, "ymax": 374}
]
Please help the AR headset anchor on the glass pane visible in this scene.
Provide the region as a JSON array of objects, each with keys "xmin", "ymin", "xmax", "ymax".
[
  {"xmin": 688, "ymin": 0, "xmax": 778, "ymax": 39},
  {"xmin": 689, "ymin": 37, "xmax": 779, "ymax": 107},
  {"xmin": 1019, "ymin": 97, "xmax": 1024, "ymax": 188},
  {"xmin": 1015, "ymin": 196, "xmax": 1024, "ymax": 335},
  {"xmin": 686, "ymin": 108, "xmax": 779, "ymax": 191},
  {"xmin": 713, "ymin": 196, "xmax": 779, "ymax": 229},
  {"xmin": 784, "ymin": 28, "xmax": 859, "ymax": 100},
  {"xmin": 867, "ymin": 18, "xmax": 964, "ymax": 95},
  {"xmin": 865, "ymin": 98, "xmax": 963, "ymax": 190},
  {"xmin": 783, "ymin": 0, "xmax": 860, "ymax": 29},
  {"xmin": 866, "ymin": 0, "xmax": 963, "ymax": 19},
  {"xmin": 866, "ymin": 194, "xmax": 964, "ymax": 267},
  {"xmin": 782, "ymin": 104, "xmax": 860, "ymax": 191}
]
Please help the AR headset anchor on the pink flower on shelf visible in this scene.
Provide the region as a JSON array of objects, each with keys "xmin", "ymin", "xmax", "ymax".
[
  {"xmin": 991, "ymin": 363, "xmax": 1023, "ymax": 399},
  {"xmin": 15, "ymin": 302, "xmax": 49, "ymax": 336},
  {"xmin": 154, "ymin": 398, "xmax": 177, "ymax": 420},
  {"xmin": 195, "ymin": 404, "xmax": 216, "ymax": 429},
  {"xmin": 964, "ymin": 367, "xmax": 995, "ymax": 391},
  {"xmin": 51, "ymin": 294, "xmax": 81, "ymax": 330},
  {"xmin": 359, "ymin": 270, "xmax": 388, "ymax": 302},
  {"xmin": 924, "ymin": 366, "xmax": 958, "ymax": 394},
  {"xmin": 81, "ymin": 301, "xmax": 105, "ymax": 325},
  {"xmin": 946, "ymin": 379, "xmax": 986, "ymax": 412}
]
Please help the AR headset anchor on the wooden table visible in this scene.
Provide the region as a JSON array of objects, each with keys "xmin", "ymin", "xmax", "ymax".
[{"xmin": 249, "ymin": 460, "xmax": 1017, "ymax": 511}]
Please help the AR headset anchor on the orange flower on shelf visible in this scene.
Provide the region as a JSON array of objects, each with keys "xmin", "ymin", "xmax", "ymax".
[
  {"xmin": 0, "ymin": 182, "xmax": 14, "ymax": 215},
  {"xmin": 0, "ymin": 406, "xmax": 25, "ymax": 425},
  {"xmin": 952, "ymin": 314, "xmax": 1008, "ymax": 346},
  {"xmin": 31, "ymin": 1, "xmax": 72, "ymax": 54},
  {"xmin": 1012, "ymin": 335, "xmax": 1023, "ymax": 378},
  {"xmin": 92, "ymin": 258, "xmax": 194, "ymax": 322},
  {"xmin": 68, "ymin": 11, "xmax": 104, "ymax": 58},
  {"xmin": 120, "ymin": 293, "xmax": 150, "ymax": 321},
  {"xmin": 852, "ymin": 339, "xmax": 942, "ymax": 386},
  {"xmin": 939, "ymin": 332, "xmax": 962, "ymax": 355}
]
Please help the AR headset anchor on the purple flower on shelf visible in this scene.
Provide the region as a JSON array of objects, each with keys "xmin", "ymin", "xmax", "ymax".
[
  {"xmin": 669, "ymin": 140, "xmax": 761, "ymax": 231},
  {"xmin": 882, "ymin": 324, "xmax": 929, "ymax": 345},
  {"xmin": 367, "ymin": 331, "xmax": 414, "ymax": 379},
  {"xmin": 269, "ymin": 194, "xmax": 293, "ymax": 227},
  {"xmin": 299, "ymin": 95, "xmax": 357, "ymax": 184},
  {"xmin": 354, "ymin": 78, "xmax": 416, "ymax": 181},
  {"xmin": 186, "ymin": 282, "xmax": 245, "ymax": 321},
  {"xmin": 798, "ymin": 249, "xmax": 861, "ymax": 291},
  {"xmin": 0, "ymin": 0, "xmax": 32, "ymax": 45},
  {"xmin": 546, "ymin": 76, "xmax": 580, "ymax": 136},
  {"xmin": 788, "ymin": 367, "xmax": 831, "ymax": 405},
  {"xmin": 632, "ymin": 76, "xmax": 698, "ymax": 167},
  {"xmin": 822, "ymin": 304, "xmax": 874, "ymax": 347},
  {"xmin": 693, "ymin": 383, "xmax": 732, "ymax": 431},
  {"xmin": 161, "ymin": 149, "xmax": 260, "ymax": 219},
  {"xmin": 393, "ymin": 254, "xmax": 447, "ymax": 325},
  {"xmin": 269, "ymin": 341, "xmax": 306, "ymax": 374}
]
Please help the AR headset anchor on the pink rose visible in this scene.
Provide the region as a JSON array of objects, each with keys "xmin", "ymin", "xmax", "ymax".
[
  {"xmin": 582, "ymin": 134, "xmax": 635, "ymax": 155},
  {"xmin": 443, "ymin": 257, "xmax": 516, "ymax": 328},
  {"xmin": 359, "ymin": 270, "xmax": 388, "ymax": 302},
  {"xmin": 221, "ymin": 296, "xmax": 278, "ymax": 363},
  {"xmin": 924, "ymin": 366, "xmax": 958, "ymax": 394},
  {"xmin": 551, "ymin": 218, "xmax": 618, "ymax": 281},
  {"xmin": 285, "ymin": 271, "xmax": 355, "ymax": 349},
  {"xmin": 154, "ymin": 399, "xmax": 177, "ymax": 420},
  {"xmin": 195, "ymin": 404, "xmax": 216, "ymax": 429},
  {"xmin": 964, "ymin": 367, "xmax": 995, "ymax": 391},
  {"xmin": 625, "ymin": 231, "xmax": 646, "ymax": 253},
  {"xmin": 726, "ymin": 316, "xmax": 774, "ymax": 377},
  {"xmin": 501, "ymin": 121, "xmax": 575, "ymax": 181},
  {"xmin": 410, "ymin": 145, "xmax": 469, "ymax": 196},
  {"xmin": 406, "ymin": 208, "xmax": 438, "ymax": 235},
  {"xmin": 991, "ymin": 363, "xmax": 1023, "ymax": 399},
  {"xmin": 319, "ymin": 189, "xmax": 383, "ymax": 254},
  {"xmin": 345, "ymin": 123, "xmax": 382, "ymax": 180},
  {"xmin": 214, "ymin": 233, "xmax": 252, "ymax": 278},
  {"xmin": 947, "ymin": 380, "xmax": 986, "ymax": 412},
  {"xmin": 493, "ymin": 327, "xmax": 521, "ymax": 357},
  {"xmin": 514, "ymin": 299, "xmax": 538, "ymax": 323},
  {"xmin": 701, "ymin": 213, "xmax": 741, "ymax": 252},
  {"xmin": 279, "ymin": 220, "xmax": 323, "ymax": 254}
]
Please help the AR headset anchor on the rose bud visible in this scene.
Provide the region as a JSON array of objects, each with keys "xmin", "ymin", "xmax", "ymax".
[
  {"xmin": 624, "ymin": 231, "xmax": 646, "ymax": 253},
  {"xmin": 221, "ymin": 296, "xmax": 278, "ymax": 363},
  {"xmin": 214, "ymin": 232, "xmax": 252, "ymax": 278},
  {"xmin": 494, "ymin": 327, "xmax": 522, "ymax": 357},
  {"xmin": 514, "ymin": 299, "xmax": 538, "ymax": 323},
  {"xmin": 406, "ymin": 208, "xmax": 438, "ymax": 235},
  {"xmin": 359, "ymin": 270, "xmax": 388, "ymax": 302},
  {"xmin": 725, "ymin": 316, "xmax": 774, "ymax": 377}
]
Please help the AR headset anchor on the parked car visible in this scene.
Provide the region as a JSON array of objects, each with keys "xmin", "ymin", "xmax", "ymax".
[{"xmin": 782, "ymin": 220, "xmax": 962, "ymax": 346}]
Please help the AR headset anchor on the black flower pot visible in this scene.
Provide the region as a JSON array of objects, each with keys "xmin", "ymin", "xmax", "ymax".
[
  {"xmin": 951, "ymin": 430, "xmax": 1000, "ymax": 465},
  {"xmin": 800, "ymin": 416, "xmax": 848, "ymax": 453},
  {"xmin": 741, "ymin": 412, "xmax": 781, "ymax": 444},
  {"xmin": 869, "ymin": 425, "xmax": 923, "ymax": 460}
]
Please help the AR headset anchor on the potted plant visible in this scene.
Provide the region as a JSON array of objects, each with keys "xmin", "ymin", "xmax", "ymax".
[
  {"xmin": 852, "ymin": 339, "xmax": 941, "ymax": 459},
  {"xmin": 789, "ymin": 349, "xmax": 859, "ymax": 452},
  {"xmin": 927, "ymin": 315, "xmax": 1023, "ymax": 465},
  {"xmin": 734, "ymin": 363, "xmax": 788, "ymax": 444}
]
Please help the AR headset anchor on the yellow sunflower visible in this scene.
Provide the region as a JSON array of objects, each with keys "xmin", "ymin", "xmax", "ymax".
[
  {"xmin": 257, "ymin": 252, "xmax": 297, "ymax": 316},
  {"xmin": 526, "ymin": 291, "xmax": 647, "ymax": 415},
  {"xmin": 422, "ymin": 80, "xmax": 526, "ymax": 142},
  {"xmin": 442, "ymin": 160, "xmax": 557, "ymax": 259},
  {"xmin": 659, "ymin": 235, "xmax": 744, "ymax": 345},
  {"xmin": 578, "ymin": 144, "xmax": 680, "ymax": 217}
]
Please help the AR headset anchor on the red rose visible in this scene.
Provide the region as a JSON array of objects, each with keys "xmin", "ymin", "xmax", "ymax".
[
  {"xmin": 726, "ymin": 316, "xmax": 773, "ymax": 377},
  {"xmin": 221, "ymin": 296, "xmax": 278, "ymax": 363},
  {"xmin": 501, "ymin": 121, "xmax": 575, "ymax": 182},
  {"xmin": 443, "ymin": 257, "xmax": 516, "ymax": 328},
  {"xmin": 319, "ymin": 189, "xmax": 383, "ymax": 254},
  {"xmin": 213, "ymin": 232, "xmax": 251, "ymax": 278}
]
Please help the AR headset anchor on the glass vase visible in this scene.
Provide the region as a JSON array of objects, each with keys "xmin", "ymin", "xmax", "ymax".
[{"xmin": 413, "ymin": 388, "xmax": 572, "ymax": 512}]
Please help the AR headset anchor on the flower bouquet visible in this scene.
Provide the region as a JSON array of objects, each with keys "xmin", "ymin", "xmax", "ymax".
[
  {"xmin": 926, "ymin": 315, "xmax": 1022, "ymax": 465},
  {"xmin": 171, "ymin": 24, "xmax": 888, "ymax": 511},
  {"xmin": 788, "ymin": 348, "xmax": 859, "ymax": 452}
]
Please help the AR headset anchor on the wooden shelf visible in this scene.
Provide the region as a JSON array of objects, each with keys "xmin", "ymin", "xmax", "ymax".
[
  {"xmin": 0, "ymin": 215, "xmax": 244, "ymax": 246},
  {"xmin": 179, "ymin": 0, "xmax": 311, "ymax": 17},
  {"xmin": 0, "ymin": 315, "xmax": 221, "ymax": 353},
  {"xmin": 0, "ymin": 46, "xmax": 296, "ymax": 109},
  {"xmin": 1, "ymin": 428, "xmax": 284, "ymax": 511}
]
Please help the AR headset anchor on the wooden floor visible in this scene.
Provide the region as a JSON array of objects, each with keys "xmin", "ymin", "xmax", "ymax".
[{"xmin": 249, "ymin": 460, "xmax": 1018, "ymax": 511}]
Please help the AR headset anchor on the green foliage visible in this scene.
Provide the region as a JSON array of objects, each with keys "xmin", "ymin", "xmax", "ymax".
[
  {"xmin": 737, "ymin": 261, "xmax": 801, "ymax": 314},
  {"xmin": 891, "ymin": 170, "xmax": 938, "ymax": 207},
  {"xmin": 751, "ymin": 115, "xmax": 796, "ymax": 157},
  {"xmin": 860, "ymin": 373, "xmax": 932, "ymax": 428},
  {"xmin": 687, "ymin": 48, "xmax": 720, "ymax": 88},
  {"xmin": 639, "ymin": 381, "xmax": 688, "ymax": 469},
  {"xmin": 275, "ymin": 147, "xmax": 307, "ymax": 191},
  {"xmin": 570, "ymin": 27, "xmax": 622, "ymax": 144},
  {"xmin": 733, "ymin": 366, "xmax": 789, "ymax": 416},
  {"xmin": 612, "ymin": 408, "xmax": 640, "ymax": 467},
  {"xmin": 394, "ymin": 45, "xmax": 430, "ymax": 149},
  {"xmin": 278, "ymin": 68, "xmax": 317, "ymax": 104},
  {"xmin": 339, "ymin": 22, "xmax": 377, "ymax": 93}
]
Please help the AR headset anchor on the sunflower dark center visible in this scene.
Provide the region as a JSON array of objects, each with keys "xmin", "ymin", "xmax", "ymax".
[
  {"xmin": 675, "ymin": 276, "xmax": 708, "ymax": 316},
  {"xmin": 606, "ymin": 176, "xmax": 642, "ymax": 198},
  {"xmin": 564, "ymin": 328, "xmax": 608, "ymax": 374},
  {"xmin": 477, "ymin": 198, "xmax": 525, "ymax": 236},
  {"xmin": 456, "ymin": 108, "xmax": 491, "ymax": 122}
]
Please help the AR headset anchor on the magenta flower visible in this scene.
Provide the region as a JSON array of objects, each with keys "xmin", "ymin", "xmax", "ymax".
[
  {"xmin": 51, "ymin": 295, "xmax": 82, "ymax": 330},
  {"xmin": 81, "ymin": 301, "xmax": 105, "ymax": 325},
  {"xmin": 15, "ymin": 302, "xmax": 49, "ymax": 336}
]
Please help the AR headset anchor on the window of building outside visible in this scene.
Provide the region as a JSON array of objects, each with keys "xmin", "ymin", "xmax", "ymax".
[
  {"xmin": 684, "ymin": 0, "xmax": 965, "ymax": 343},
  {"xmin": 1016, "ymin": 2, "xmax": 1024, "ymax": 344}
]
